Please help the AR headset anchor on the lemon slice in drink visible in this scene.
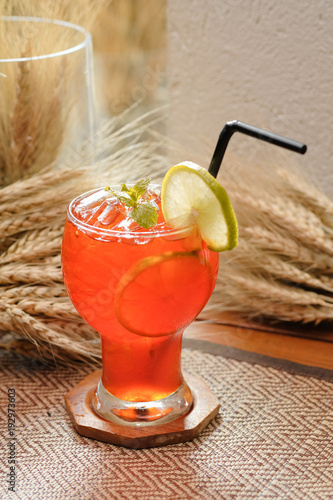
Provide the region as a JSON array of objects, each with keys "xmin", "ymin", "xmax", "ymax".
[
  {"xmin": 115, "ymin": 251, "xmax": 213, "ymax": 337},
  {"xmin": 161, "ymin": 162, "xmax": 238, "ymax": 252}
]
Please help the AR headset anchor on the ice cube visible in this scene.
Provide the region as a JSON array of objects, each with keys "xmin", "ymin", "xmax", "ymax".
[
  {"xmin": 84, "ymin": 200, "xmax": 111, "ymax": 225},
  {"xmin": 75, "ymin": 190, "xmax": 112, "ymax": 221},
  {"xmin": 96, "ymin": 201, "xmax": 119, "ymax": 226},
  {"xmin": 114, "ymin": 216, "xmax": 142, "ymax": 233},
  {"xmin": 78, "ymin": 190, "xmax": 110, "ymax": 210}
]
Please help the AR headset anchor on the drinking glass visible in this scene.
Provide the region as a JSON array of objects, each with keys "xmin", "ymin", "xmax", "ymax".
[
  {"xmin": 0, "ymin": 16, "xmax": 94, "ymax": 185},
  {"xmin": 62, "ymin": 186, "xmax": 219, "ymax": 426}
]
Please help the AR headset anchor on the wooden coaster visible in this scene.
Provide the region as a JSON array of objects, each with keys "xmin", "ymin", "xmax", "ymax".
[{"xmin": 64, "ymin": 370, "xmax": 220, "ymax": 449}]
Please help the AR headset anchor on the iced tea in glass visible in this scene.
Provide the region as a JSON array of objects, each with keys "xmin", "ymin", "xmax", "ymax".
[{"xmin": 62, "ymin": 185, "xmax": 219, "ymax": 426}]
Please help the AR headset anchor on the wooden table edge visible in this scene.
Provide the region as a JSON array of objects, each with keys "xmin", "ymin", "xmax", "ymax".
[{"xmin": 185, "ymin": 319, "xmax": 333, "ymax": 372}]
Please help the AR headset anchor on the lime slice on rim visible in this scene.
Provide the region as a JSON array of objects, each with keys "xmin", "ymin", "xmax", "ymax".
[
  {"xmin": 115, "ymin": 251, "xmax": 213, "ymax": 337},
  {"xmin": 161, "ymin": 161, "xmax": 238, "ymax": 252}
]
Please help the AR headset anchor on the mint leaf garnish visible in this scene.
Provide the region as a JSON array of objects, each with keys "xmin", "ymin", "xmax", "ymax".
[
  {"xmin": 131, "ymin": 202, "xmax": 158, "ymax": 229},
  {"xmin": 131, "ymin": 178, "xmax": 151, "ymax": 199},
  {"xmin": 106, "ymin": 189, "xmax": 136, "ymax": 207},
  {"xmin": 105, "ymin": 178, "xmax": 158, "ymax": 229}
]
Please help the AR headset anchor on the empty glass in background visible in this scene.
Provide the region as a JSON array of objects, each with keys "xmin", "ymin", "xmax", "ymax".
[{"xmin": 0, "ymin": 16, "xmax": 94, "ymax": 186}]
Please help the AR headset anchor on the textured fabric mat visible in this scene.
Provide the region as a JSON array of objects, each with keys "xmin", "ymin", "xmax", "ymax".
[{"xmin": 1, "ymin": 348, "xmax": 333, "ymax": 500}]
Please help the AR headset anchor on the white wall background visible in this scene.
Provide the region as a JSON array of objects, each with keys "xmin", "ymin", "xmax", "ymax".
[{"xmin": 167, "ymin": 0, "xmax": 333, "ymax": 198}]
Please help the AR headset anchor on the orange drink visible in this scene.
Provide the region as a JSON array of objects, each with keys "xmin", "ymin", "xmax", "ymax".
[{"xmin": 62, "ymin": 185, "xmax": 219, "ymax": 425}]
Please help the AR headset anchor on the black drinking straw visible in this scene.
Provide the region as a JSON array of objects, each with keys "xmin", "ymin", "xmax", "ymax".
[{"xmin": 208, "ymin": 120, "xmax": 307, "ymax": 179}]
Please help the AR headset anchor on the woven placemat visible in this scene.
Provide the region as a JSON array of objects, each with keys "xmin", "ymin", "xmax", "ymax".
[{"xmin": 1, "ymin": 347, "xmax": 333, "ymax": 500}]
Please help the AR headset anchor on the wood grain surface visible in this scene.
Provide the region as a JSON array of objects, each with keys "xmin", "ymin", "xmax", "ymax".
[{"xmin": 187, "ymin": 313, "xmax": 333, "ymax": 370}]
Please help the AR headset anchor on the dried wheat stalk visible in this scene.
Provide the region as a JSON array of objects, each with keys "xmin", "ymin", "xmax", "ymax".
[
  {"xmin": 276, "ymin": 167, "xmax": 333, "ymax": 226},
  {"xmin": 209, "ymin": 276, "xmax": 333, "ymax": 324},
  {"xmin": 0, "ymin": 225, "xmax": 63, "ymax": 264},
  {"xmin": 243, "ymin": 226, "xmax": 333, "ymax": 274},
  {"xmin": 229, "ymin": 185, "xmax": 333, "ymax": 256},
  {"xmin": 234, "ymin": 241, "xmax": 333, "ymax": 294}
]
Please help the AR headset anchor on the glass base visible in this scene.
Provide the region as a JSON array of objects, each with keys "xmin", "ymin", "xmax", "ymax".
[{"xmin": 92, "ymin": 378, "xmax": 193, "ymax": 427}]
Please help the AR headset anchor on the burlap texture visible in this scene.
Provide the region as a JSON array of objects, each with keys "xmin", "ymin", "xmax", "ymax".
[{"xmin": 1, "ymin": 347, "xmax": 333, "ymax": 499}]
